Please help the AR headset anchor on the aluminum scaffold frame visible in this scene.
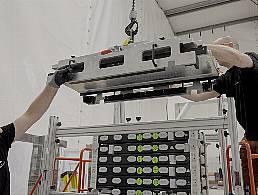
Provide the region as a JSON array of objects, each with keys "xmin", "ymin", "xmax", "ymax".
[{"xmin": 36, "ymin": 97, "xmax": 244, "ymax": 195}]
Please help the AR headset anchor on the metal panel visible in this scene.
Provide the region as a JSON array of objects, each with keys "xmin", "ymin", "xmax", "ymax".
[
  {"xmin": 189, "ymin": 131, "xmax": 202, "ymax": 194},
  {"xmin": 175, "ymin": 16, "xmax": 258, "ymax": 36},
  {"xmin": 54, "ymin": 39, "xmax": 181, "ymax": 81},
  {"xmin": 53, "ymin": 38, "xmax": 219, "ymax": 96},
  {"xmin": 164, "ymin": 0, "xmax": 241, "ymax": 17},
  {"xmin": 156, "ymin": 0, "xmax": 206, "ymax": 10},
  {"xmin": 56, "ymin": 117, "xmax": 228, "ymax": 137},
  {"xmin": 168, "ymin": 0, "xmax": 257, "ymax": 34}
]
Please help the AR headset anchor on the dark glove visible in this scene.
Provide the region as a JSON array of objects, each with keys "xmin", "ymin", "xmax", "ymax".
[{"xmin": 47, "ymin": 68, "xmax": 73, "ymax": 88}]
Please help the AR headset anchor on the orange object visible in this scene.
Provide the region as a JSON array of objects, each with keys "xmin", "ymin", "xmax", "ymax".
[
  {"xmin": 29, "ymin": 174, "xmax": 43, "ymax": 195},
  {"xmin": 30, "ymin": 148, "xmax": 92, "ymax": 194},
  {"xmin": 51, "ymin": 149, "xmax": 92, "ymax": 193},
  {"xmin": 226, "ymin": 141, "xmax": 257, "ymax": 195},
  {"xmin": 78, "ymin": 147, "xmax": 92, "ymax": 193},
  {"xmin": 62, "ymin": 163, "xmax": 80, "ymax": 192},
  {"xmin": 82, "ymin": 161, "xmax": 86, "ymax": 191},
  {"xmin": 226, "ymin": 146, "xmax": 233, "ymax": 194},
  {"xmin": 100, "ymin": 49, "xmax": 112, "ymax": 55},
  {"xmin": 52, "ymin": 157, "xmax": 92, "ymax": 187}
]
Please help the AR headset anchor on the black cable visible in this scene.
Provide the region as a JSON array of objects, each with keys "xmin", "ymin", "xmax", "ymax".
[
  {"xmin": 125, "ymin": 0, "xmax": 138, "ymax": 43},
  {"xmin": 132, "ymin": 0, "xmax": 136, "ymax": 11}
]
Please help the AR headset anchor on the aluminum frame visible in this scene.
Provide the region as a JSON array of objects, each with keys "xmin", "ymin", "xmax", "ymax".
[
  {"xmin": 53, "ymin": 38, "xmax": 219, "ymax": 99},
  {"xmin": 218, "ymin": 98, "xmax": 230, "ymax": 195},
  {"xmin": 227, "ymin": 98, "xmax": 244, "ymax": 194},
  {"xmin": 164, "ymin": 0, "xmax": 241, "ymax": 17},
  {"xmin": 54, "ymin": 117, "xmax": 228, "ymax": 195},
  {"xmin": 42, "ymin": 96, "xmax": 244, "ymax": 195},
  {"xmin": 56, "ymin": 117, "xmax": 229, "ymax": 137},
  {"xmin": 38, "ymin": 116, "xmax": 59, "ymax": 195},
  {"xmin": 175, "ymin": 16, "xmax": 258, "ymax": 36}
]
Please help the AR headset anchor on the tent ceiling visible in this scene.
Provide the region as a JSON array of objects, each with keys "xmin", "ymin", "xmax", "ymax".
[{"xmin": 156, "ymin": 0, "xmax": 258, "ymax": 35}]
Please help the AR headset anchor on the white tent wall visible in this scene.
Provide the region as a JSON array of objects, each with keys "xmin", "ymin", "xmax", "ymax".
[
  {"xmin": 2, "ymin": 0, "xmax": 256, "ymax": 193},
  {"xmin": 0, "ymin": 1, "xmax": 173, "ymax": 194}
]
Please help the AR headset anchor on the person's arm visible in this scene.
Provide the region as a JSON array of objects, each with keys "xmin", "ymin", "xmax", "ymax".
[
  {"xmin": 14, "ymin": 86, "xmax": 58, "ymax": 139},
  {"xmin": 13, "ymin": 68, "xmax": 72, "ymax": 140},
  {"xmin": 182, "ymin": 90, "xmax": 220, "ymax": 102},
  {"xmin": 207, "ymin": 44, "xmax": 253, "ymax": 69}
]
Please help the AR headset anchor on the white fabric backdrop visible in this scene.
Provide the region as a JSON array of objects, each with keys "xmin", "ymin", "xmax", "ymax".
[
  {"xmin": 1, "ymin": 1, "xmax": 257, "ymax": 194},
  {"xmin": 0, "ymin": 0, "xmax": 173, "ymax": 194},
  {"xmin": 0, "ymin": 0, "xmax": 173, "ymax": 134}
]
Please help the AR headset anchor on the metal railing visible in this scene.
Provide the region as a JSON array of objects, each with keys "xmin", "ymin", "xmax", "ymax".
[
  {"xmin": 29, "ymin": 174, "xmax": 43, "ymax": 195},
  {"xmin": 29, "ymin": 147, "xmax": 92, "ymax": 194},
  {"xmin": 226, "ymin": 141, "xmax": 258, "ymax": 195}
]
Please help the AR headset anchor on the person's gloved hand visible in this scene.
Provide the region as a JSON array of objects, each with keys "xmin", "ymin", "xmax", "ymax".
[{"xmin": 47, "ymin": 68, "xmax": 73, "ymax": 88}]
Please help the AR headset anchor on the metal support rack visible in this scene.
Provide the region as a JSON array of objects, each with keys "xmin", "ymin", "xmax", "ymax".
[{"xmin": 34, "ymin": 97, "xmax": 244, "ymax": 195}]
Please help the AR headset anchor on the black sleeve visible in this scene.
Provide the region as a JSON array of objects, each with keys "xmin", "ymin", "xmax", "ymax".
[
  {"xmin": 213, "ymin": 69, "xmax": 235, "ymax": 97},
  {"xmin": 245, "ymin": 52, "xmax": 258, "ymax": 69},
  {"xmin": 0, "ymin": 123, "xmax": 15, "ymax": 148}
]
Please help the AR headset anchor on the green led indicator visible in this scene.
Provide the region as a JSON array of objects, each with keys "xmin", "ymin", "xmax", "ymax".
[
  {"xmin": 137, "ymin": 156, "xmax": 143, "ymax": 163},
  {"xmin": 152, "ymin": 132, "xmax": 159, "ymax": 139},
  {"xmin": 137, "ymin": 134, "xmax": 143, "ymax": 141},
  {"xmin": 152, "ymin": 156, "xmax": 158, "ymax": 164},
  {"xmin": 153, "ymin": 166, "xmax": 159, "ymax": 174},
  {"xmin": 152, "ymin": 145, "xmax": 159, "ymax": 152},
  {"xmin": 153, "ymin": 179, "xmax": 160, "ymax": 186},
  {"xmin": 136, "ymin": 190, "xmax": 142, "ymax": 195},
  {"xmin": 137, "ymin": 145, "xmax": 143, "ymax": 152},
  {"xmin": 136, "ymin": 178, "xmax": 143, "ymax": 185},
  {"xmin": 137, "ymin": 167, "xmax": 143, "ymax": 174},
  {"xmin": 153, "ymin": 193, "xmax": 157, "ymax": 195}
]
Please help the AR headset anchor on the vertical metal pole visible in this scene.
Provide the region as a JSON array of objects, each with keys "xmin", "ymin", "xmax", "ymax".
[
  {"xmin": 217, "ymin": 98, "xmax": 230, "ymax": 195},
  {"xmin": 90, "ymin": 136, "xmax": 98, "ymax": 190},
  {"xmin": 227, "ymin": 98, "xmax": 243, "ymax": 195},
  {"xmin": 38, "ymin": 116, "xmax": 59, "ymax": 195},
  {"xmin": 114, "ymin": 102, "xmax": 126, "ymax": 124},
  {"xmin": 189, "ymin": 131, "xmax": 202, "ymax": 194}
]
